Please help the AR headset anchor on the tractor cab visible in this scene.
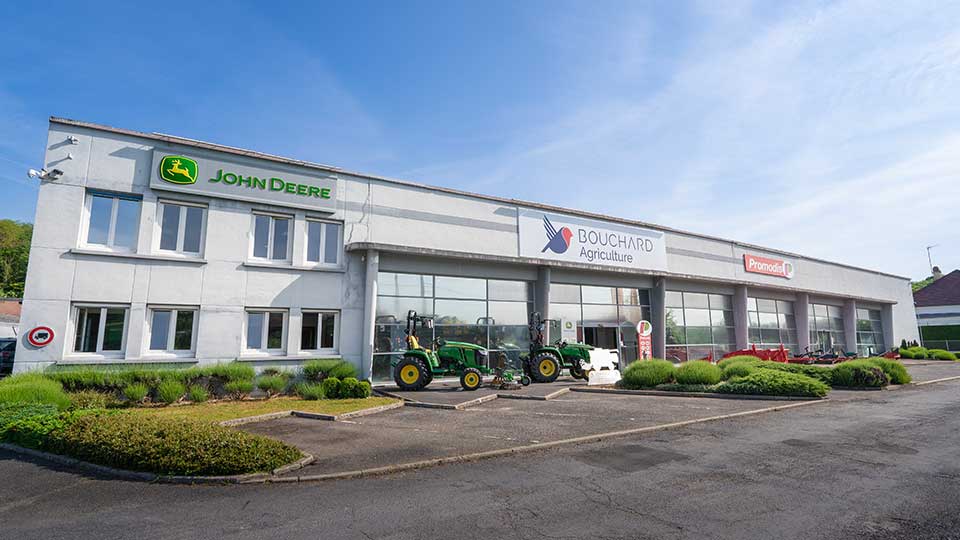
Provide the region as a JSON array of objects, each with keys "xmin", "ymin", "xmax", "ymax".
[{"xmin": 404, "ymin": 310, "xmax": 436, "ymax": 351}]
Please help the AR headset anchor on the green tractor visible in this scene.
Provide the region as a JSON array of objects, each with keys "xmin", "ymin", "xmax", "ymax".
[
  {"xmin": 391, "ymin": 311, "xmax": 530, "ymax": 391},
  {"xmin": 523, "ymin": 312, "xmax": 594, "ymax": 383}
]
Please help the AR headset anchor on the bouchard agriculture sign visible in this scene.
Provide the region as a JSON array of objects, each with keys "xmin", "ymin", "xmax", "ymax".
[
  {"xmin": 743, "ymin": 253, "xmax": 795, "ymax": 279},
  {"xmin": 150, "ymin": 151, "xmax": 337, "ymax": 212}
]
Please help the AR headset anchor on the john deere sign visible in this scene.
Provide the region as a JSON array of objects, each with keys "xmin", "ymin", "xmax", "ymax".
[{"xmin": 150, "ymin": 151, "xmax": 337, "ymax": 212}]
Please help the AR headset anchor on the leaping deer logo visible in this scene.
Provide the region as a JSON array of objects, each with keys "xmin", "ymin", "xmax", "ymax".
[
  {"xmin": 167, "ymin": 159, "xmax": 191, "ymax": 179},
  {"xmin": 159, "ymin": 155, "xmax": 198, "ymax": 184}
]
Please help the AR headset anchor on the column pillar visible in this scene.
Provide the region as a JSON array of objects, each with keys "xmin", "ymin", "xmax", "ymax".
[
  {"xmin": 535, "ymin": 266, "xmax": 551, "ymax": 319},
  {"xmin": 651, "ymin": 277, "xmax": 667, "ymax": 360},
  {"xmin": 843, "ymin": 299, "xmax": 858, "ymax": 355},
  {"xmin": 733, "ymin": 285, "xmax": 749, "ymax": 350},
  {"xmin": 795, "ymin": 293, "xmax": 811, "ymax": 354},
  {"xmin": 881, "ymin": 304, "xmax": 895, "ymax": 351},
  {"xmin": 360, "ymin": 249, "xmax": 379, "ymax": 381}
]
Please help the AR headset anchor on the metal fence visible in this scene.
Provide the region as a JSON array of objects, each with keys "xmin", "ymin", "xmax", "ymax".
[{"xmin": 919, "ymin": 340, "xmax": 960, "ymax": 353}]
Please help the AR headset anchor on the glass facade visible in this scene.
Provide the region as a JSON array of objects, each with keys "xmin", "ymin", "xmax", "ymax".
[
  {"xmin": 665, "ymin": 291, "xmax": 734, "ymax": 362},
  {"xmin": 747, "ymin": 297, "xmax": 798, "ymax": 354},
  {"xmin": 373, "ymin": 272, "xmax": 533, "ymax": 381},
  {"xmin": 856, "ymin": 308, "xmax": 885, "ymax": 357},
  {"xmin": 548, "ymin": 284, "xmax": 651, "ymax": 367},
  {"xmin": 809, "ymin": 303, "xmax": 847, "ymax": 354}
]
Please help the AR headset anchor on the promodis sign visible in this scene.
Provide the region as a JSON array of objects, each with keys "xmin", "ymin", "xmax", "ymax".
[{"xmin": 744, "ymin": 254, "xmax": 795, "ymax": 279}]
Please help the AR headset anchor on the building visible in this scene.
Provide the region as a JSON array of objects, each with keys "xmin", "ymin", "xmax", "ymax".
[
  {"xmin": 914, "ymin": 267, "xmax": 960, "ymax": 352},
  {"xmin": 0, "ymin": 299, "xmax": 21, "ymax": 339},
  {"xmin": 13, "ymin": 117, "xmax": 919, "ymax": 378}
]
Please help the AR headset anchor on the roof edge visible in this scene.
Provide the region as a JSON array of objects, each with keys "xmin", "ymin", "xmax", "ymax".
[{"xmin": 49, "ymin": 116, "xmax": 912, "ymax": 282}]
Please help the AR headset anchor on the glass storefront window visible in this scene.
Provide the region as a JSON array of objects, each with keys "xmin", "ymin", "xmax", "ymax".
[
  {"xmin": 856, "ymin": 308, "xmax": 885, "ymax": 356},
  {"xmin": 550, "ymin": 283, "xmax": 581, "ymax": 304},
  {"xmin": 809, "ymin": 302, "xmax": 847, "ymax": 354},
  {"xmin": 435, "ymin": 276, "xmax": 486, "ymax": 299},
  {"xmin": 379, "ymin": 272, "xmax": 433, "ymax": 297},
  {"xmin": 665, "ymin": 291, "xmax": 734, "ymax": 361},
  {"xmin": 581, "ymin": 286, "xmax": 618, "ymax": 304},
  {"xmin": 748, "ymin": 296, "xmax": 797, "ymax": 354}
]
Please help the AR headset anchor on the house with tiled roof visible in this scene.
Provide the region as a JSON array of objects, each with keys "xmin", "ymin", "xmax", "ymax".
[{"xmin": 915, "ymin": 267, "xmax": 960, "ymax": 352}]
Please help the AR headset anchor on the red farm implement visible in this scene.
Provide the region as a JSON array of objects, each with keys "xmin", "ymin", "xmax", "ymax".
[{"xmin": 721, "ymin": 344, "xmax": 856, "ymax": 365}]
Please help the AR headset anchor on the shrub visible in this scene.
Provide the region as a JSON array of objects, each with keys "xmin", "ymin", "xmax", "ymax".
[
  {"xmin": 654, "ymin": 383, "xmax": 716, "ymax": 393},
  {"xmin": 156, "ymin": 380, "xmax": 186, "ymax": 405},
  {"xmin": 717, "ymin": 370, "xmax": 829, "ymax": 397},
  {"xmin": 908, "ymin": 347, "xmax": 928, "ymax": 359},
  {"xmin": 865, "ymin": 358, "xmax": 912, "ymax": 384},
  {"xmin": 929, "ymin": 349, "xmax": 958, "ymax": 361},
  {"xmin": 357, "ymin": 380, "xmax": 372, "ymax": 399},
  {"xmin": 123, "ymin": 383, "xmax": 149, "ymax": 404},
  {"xmin": 295, "ymin": 382, "xmax": 325, "ymax": 400},
  {"xmin": 897, "ymin": 348, "xmax": 914, "ymax": 359},
  {"xmin": 0, "ymin": 403, "xmax": 58, "ymax": 439},
  {"xmin": 0, "ymin": 374, "xmax": 73, "ymax": 410},
  {"xmin": 716, "ymin": 355, "xmax": 763, "ymax": 369},
  {"xmin": 196, "ymin": 362, "xmax": 255, "ymax": 382},
  {"xmin": 721, "ymin": 362, "xmax": 755, "ymax": 380},
  {"xmin": 68, "ymin": 390, "xmax": 121, "ymax": 410},
  {"xmin": 224, "ymin": 379, "xmax": 254, "ymax": 400},
  {"xmin": 830, "ymin": 360, "xmax": 889, "ymax": 388},
  {"xmin": 44, "ymin": 413, "xmax": 303, "ymax": 475},
  {"xmin": 675, "ymin": 361, "xmax": 722, "ymax": 385},
  {"xmin": 320, "ymin": 376, "xmax": 341, "ymax": 399},
  {"xmin": 302, "ymin": 359, "xmax": 356, "ymax": 382},
  {"xmin": 620, "ymin": 360, "xmax": 675, "ymax": 389},
  {"xmin": 187, "ymin": 385, "xmax": 209, "ymax": 403},
  {"xmin": 754, "ymin": 362, "xmax": 834, "ymax": 385},
  {"xmin": 256, "ymin": 376, "xmax": 287, "ymax": 397}
]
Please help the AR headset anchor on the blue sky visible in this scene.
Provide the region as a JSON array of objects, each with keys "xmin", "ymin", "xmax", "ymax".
[{"xmin": 1, "ymin": 0, "xmax": 958, "ymax": 280}]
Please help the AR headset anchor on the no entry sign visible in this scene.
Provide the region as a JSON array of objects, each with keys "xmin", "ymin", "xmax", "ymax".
[{"xmin": 27, "ymin": 326, "xmax": 54, "ymax": 347}]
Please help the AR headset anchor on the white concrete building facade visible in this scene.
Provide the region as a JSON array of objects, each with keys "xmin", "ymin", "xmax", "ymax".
[{"xmin": 14, "ymin": 118, "xmax": 920, "ymax": 378}]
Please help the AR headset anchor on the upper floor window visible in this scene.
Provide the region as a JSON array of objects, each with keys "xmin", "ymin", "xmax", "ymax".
[
  {"xmin": 84, "ymin": 191, "xmax": 141, "ymax": 251},
  {"xmin": 157, "ymin": 201, "xmax": 206, "ymax": 256},
  {"xmin": 73, "ymin": 305, "xmax": 128, "ymax": 354},
  {"xmin": 305, "ymin": 220, "xmax": 342, "ymax": 265},
  {"xmin": 251, "ymin": 213, "xmax": 291, "ymax": 261}
]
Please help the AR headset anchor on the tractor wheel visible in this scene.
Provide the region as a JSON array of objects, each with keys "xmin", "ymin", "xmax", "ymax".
[
  {"xmin": 530, "ymin": 352, "xmax": 561, "ymax": 383},
  {"xmin": 460, "ymin": 368, "xmax": 483, "ymax": 391},
  {"xmin": 520, "ymin": 375, "xmax": 531, "ymax": 386},
  {"xmin": 394, "ymin": 356, "xmax": 430, "ymax": 391},
  {"xmin": 569, "ymin": 364, "xmax": 588, "ymax": 380}
]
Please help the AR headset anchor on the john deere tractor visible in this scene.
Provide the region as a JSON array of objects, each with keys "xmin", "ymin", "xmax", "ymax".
[
  {"xmin": 523, "ymin": 312, "xmax": 594, "ymax": 383},
  {"xmin": 392, "ymin": 311, "xmax": 530, "ymax": 391}
]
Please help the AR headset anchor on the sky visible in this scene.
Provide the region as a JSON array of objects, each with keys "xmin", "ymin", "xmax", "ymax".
[{"xmin": 1, "ymin": 0, "xmax": 958, "ymax": 281}]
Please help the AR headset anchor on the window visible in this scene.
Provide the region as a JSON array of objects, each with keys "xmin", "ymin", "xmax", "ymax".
[
  {"xmin": 157, "ymin": 202, "xmax": 205, "ymax": 255},
  {"xmin": 809, "ymin": 303, "xmax": 847, "ymax": 354},
  {"xmin": 148, "ymin": 307, "xmax": 197, "ymax": 354},
  {"xmin": 250, "ymin": 213, "xmax": 291, "ymax": 261},
  {"xmin": 665, "ymin": 291, "xmax": 735, "ymax": 362},
  {"xmin": 306, "ymin": 220, "xmax": 342, "ymax": 265},
  {"xmin": 245, "ymin": 310, "xmax": 287, "ymax": 352},
  {"xmin": 73, "ymin": 306, "xmax": 128, "ymax": 354},
  {"xmin": 301, "ymin": 311, "xmax": 339, "ymax": 351},
  {"xmin": 84, "ymin": 191, "xmax": 141, "ymax": 250},
  {"xmin": 747, "ymin": 297, "xmax": 798, "ymax": 353},
  {"xmin": 856, "ymin": 308, "xmax": 885, "ymax": 356}
]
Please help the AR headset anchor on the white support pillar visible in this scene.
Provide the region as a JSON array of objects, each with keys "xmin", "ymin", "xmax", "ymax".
[
  {"xmin": 733, "ymin": 285, "xmax": 749, "ymax": 350},
  {"xmin": 795, "ymin": 293, "xmax": 810, "ymax": 354},
  {"xmin": 651, "ymin": 277, "xmax": 666, "ymax": 360},
  {"xmin": 361, "ymin": 249, "xmax": 379, "ymax": 381},
  {"xmin": 843, "ymin": 299, "xmax": 858, "ymax": 355},
  {"xmin": 535, "ymin": 266, "xmax": 551, "ymax": 319}
]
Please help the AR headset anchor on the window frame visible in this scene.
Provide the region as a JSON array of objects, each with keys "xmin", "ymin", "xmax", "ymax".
[
  {"xmin": 80, "ymin": 190, "xmax": 142, "ymax": 252},
  {"xmin": 243, "ymin": 308, "xmax": 288, "ymax": 355},
  {"xmin": 70, "ymin": 304, "xmax": 130, "ymax": 358},
  {"xmin": 299, "ymin": 310, "xmax": 340, "ymax": 352},
  {"xmin": 154, "ymin": 199, "xmax": 207, "ymax": 257},
  {"xmin": 304, "ymin": 218, "xmax": 343, "ymax": 267},
  {"xmin": 249, "ymin": 212, "xmax": 293, "ymax": 263},
  {"xmin": 146, "ymin": 305, "xmax": 199, "ymax": 357}
]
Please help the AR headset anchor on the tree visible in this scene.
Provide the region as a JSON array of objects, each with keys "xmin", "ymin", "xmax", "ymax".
[
  {"xmin": 0, "ymin": 220, "xmax": 33, "ymax": 298},
  {"xmin": 912, "ymin": 276, "xmax": 934, "ymax": 292}
]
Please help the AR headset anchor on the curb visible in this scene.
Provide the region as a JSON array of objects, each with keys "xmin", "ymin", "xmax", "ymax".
[
  {"xmin": 405, "ymin": 393, "xmax": 499, "ymax": 410},
  {"xmin": 0, "ymin": 442, "xmax": 315, "ymax": 485},
  {"xmin": 497, "ymin": 387, "xmax": 571, "ymax": 401},
  {"xmin": 911, "ymin": 375, "xmax": 960, "ymax": 387},
  {"xmin": 277, "ymin": 399, "xmax": 829, "ymax": 483},
  {"xmin": 569, "ymin": 386, "xmax": 823, "ymax": 401},
  {"xmin": 218, "ymin": 400, "xmax": 405, "ymax": 426}
]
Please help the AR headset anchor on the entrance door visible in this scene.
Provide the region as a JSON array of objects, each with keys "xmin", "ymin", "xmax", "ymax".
[{"xmin": 582, "ymin": 326, "xmax": 618, "ymax": 350}]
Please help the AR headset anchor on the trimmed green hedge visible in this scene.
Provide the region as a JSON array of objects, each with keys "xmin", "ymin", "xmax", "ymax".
[
  {"xmin": 675, "ymin": 361, "xmax": 721, "ymax": 385},
  {"xmin": 929, "ymin": 349, "xmax": 958, "ymax": 361},
  {"xmin": 717, "ymin": 370, "xmax": 829, "ymax": 398},
  {"xmin": 302, "ymin": 360, "xmax": 357, "ymax": 382},
  {"xmin": 830, "ymin": 360, "xmax": 889, "ymax": 388},
  {"xmin": 621, "ymin": 360, "xmax": 676, "ymax": 389},
  {"xmin": 721, "ymin": 362, "xmax": 755, "ymax": 380},
  {"xmin": 864, "ymin": 358, "xmax": 911, "ymax": 384},
  {"xmin": 0, "ymin": 374, "xmax": 72, "ymax": 410}
]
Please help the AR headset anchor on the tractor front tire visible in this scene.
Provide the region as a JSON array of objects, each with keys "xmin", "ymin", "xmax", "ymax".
[
  {"xmin": 569, "ymin": 364, "xmax": 589, "ymax": 380},
  {"xmin": 530, "ymin": 352, "xmax": 561, "ymax": 383},
  {"xmin": 394, "ymin": 357, "xmax": 430, "ymax": 391},
  {"xmin": 460, "ymin": 368, "xmax": 483, "ymax": 391}
]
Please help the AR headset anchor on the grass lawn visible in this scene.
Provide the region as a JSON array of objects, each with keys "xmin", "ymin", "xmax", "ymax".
[{"xmin": 128, "ymin": 396, "xmax": 397, "ymax": 423}]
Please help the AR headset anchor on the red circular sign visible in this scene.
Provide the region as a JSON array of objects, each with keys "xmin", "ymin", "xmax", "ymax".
[{"xmin": 27, "ymin": 326, "xmax": 54, "ymax": 347}]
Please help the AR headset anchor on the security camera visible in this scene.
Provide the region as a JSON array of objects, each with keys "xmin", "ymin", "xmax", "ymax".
[
  {"xmin": 67, "ymin": 136, "xmax": 79, "ymax": 144},
  {"xmin": 48, "ymin": 169, "xmax": 64, "ymax": 180},
  {"xmin": 26, "ymin": 168, "xmax": 64, "ymax": 181}
]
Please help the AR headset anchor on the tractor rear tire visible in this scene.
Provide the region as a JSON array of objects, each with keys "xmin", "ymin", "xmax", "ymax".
[
  {"xmin": 394, "ymin": 356, "xmax": 430, "ymax": 391},
  {"xmin": 460, "ymin": 368, "xmax": 483, "ymax": 391},
  {"xmin": 530, "ymin": 352, "xmax": 561, "ymax": 383}
]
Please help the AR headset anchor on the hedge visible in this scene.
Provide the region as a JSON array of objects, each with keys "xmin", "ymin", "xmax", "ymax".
[
  {"xmin": 717, "ymin": 370, "xmax": 829, "ymax": 398},
  {"xmin": 721, "ymin": 363, "xmax": 755, "ymax": 380},
  {"xmin": 675, "ymin": 361, "xmax": 722, "ymax": 385},
  {"xmin": 302, "ymin": 360, "xmax": 357, "ymax": 382},
  {"xmin": 929, "ymin": 349, "xmax": 958, "ymax": 361},
  {"xmin": 41, "ymin": 412, "xmax": 302, "ymax": 476},
  {"xmin": 864, "ymin": 358, "xmax": 911, "ymax": 384},
  {"xmin": 620, "ymin": 360, "xmax": 675, "ymax": 389},
  {"xmin": 830, "ymin": 360, "xmax": 889, "ymax": 388},
  {"xmin": 0, "ymin": 374, "xmax": 72, "ymax": 410},
  {"xmin": 46, "ymin": 362, "xmax": 255, "ymax": 393}
]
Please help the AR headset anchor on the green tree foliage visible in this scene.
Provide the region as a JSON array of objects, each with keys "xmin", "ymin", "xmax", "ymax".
[
  {"xmin": 911, "ymin": 276, "xmax": 934, "ymax": 292},
  {"xmin": 0, "ymin": 220, "xmax": 32, "ymax": 298}
]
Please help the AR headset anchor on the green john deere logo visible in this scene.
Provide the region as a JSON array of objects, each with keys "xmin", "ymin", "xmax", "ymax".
[{"xmin": 159, "ymin": 155, "xmax": 198, "ymax": 185}]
